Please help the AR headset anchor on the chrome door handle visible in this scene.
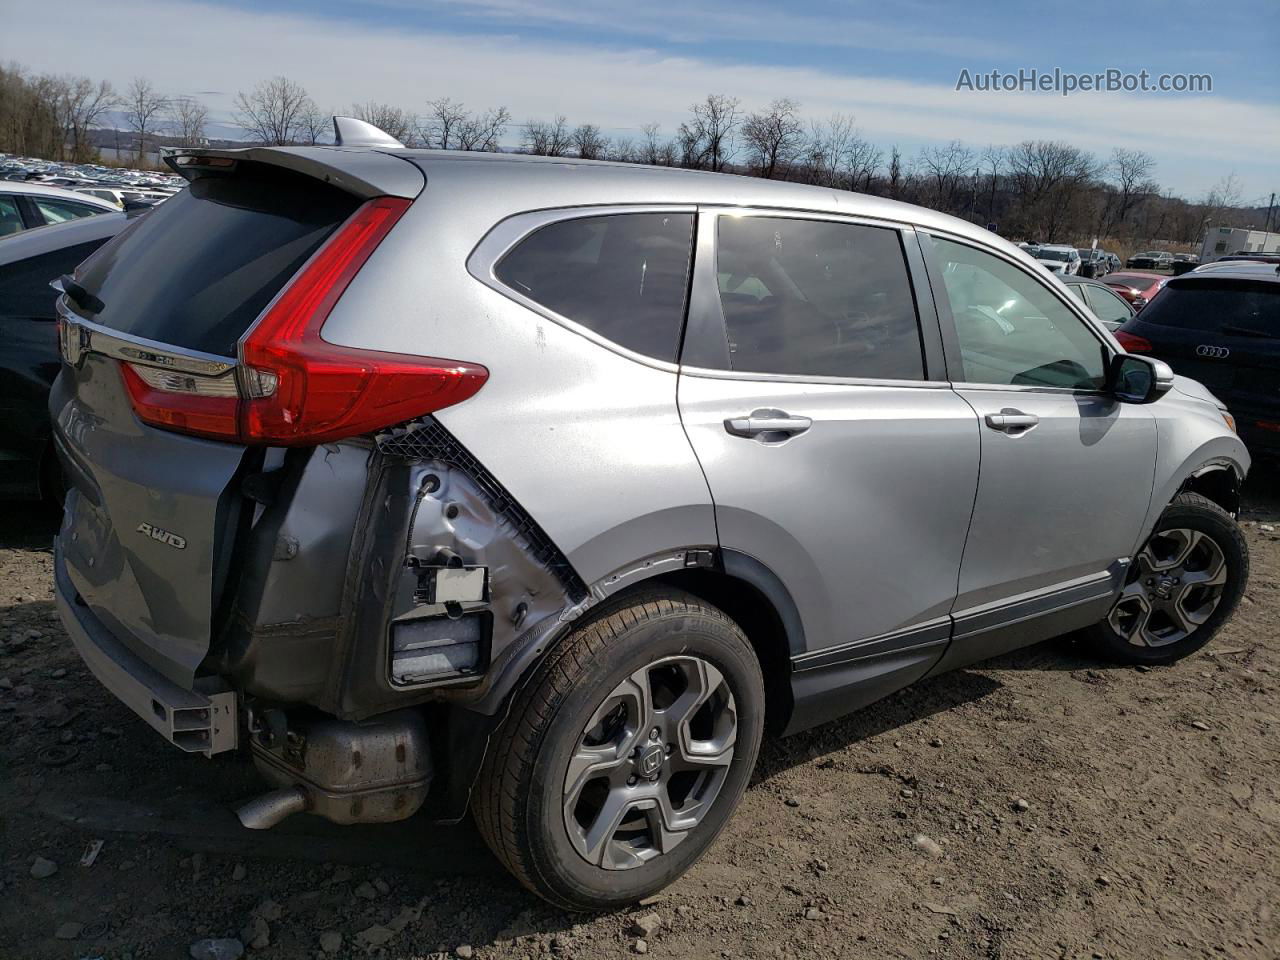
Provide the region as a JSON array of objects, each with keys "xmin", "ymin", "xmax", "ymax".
[
  {"xmin": 724, "ymin": 411, "xmax": 813, "ymax": 439},
  {"xmin": 984, "ymin": 410, "xmax": 1040, "ymax": 433}
]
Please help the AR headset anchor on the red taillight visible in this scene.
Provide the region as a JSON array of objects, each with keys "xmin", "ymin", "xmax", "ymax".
[
  {"xmin": 122, "ymin": 196, "xmax": 488, "ymax": 446},
  {"xmin": 1114, "ymin": 331, "xmax": 1152, "ymax": 353},
  {"xmin": 121, "ymin": 363, "xmax": 240, "ymax": 440},
  {"xmin": 1257, "ymin": 420, "xmax": 1280, "ymax": 434}
]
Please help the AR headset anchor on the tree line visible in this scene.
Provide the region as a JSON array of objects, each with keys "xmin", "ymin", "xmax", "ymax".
[{"xmin": 1, "ymin": 63, "xmax": 1265, "ymax": 248}]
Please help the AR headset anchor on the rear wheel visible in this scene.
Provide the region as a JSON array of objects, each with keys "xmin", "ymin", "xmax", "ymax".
[
  {"xmin": 1084, "ymin": 493, "xmax": 1248, "ymax": 664},
  {"xmin": 473, "ymin": 590, "xmax": 764, "ymax": 910}
]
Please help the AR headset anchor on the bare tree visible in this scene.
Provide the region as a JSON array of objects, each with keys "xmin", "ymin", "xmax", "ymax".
[
  {"xmin": 887, "ymin": 145, "xmax": 903, "ymax": 198},
  {"xmin": 167, "ymin": 96, "xmax": 208, "ymax": 146},
  {"xmin": 1005, "ymin": 140, "xmax": 1101, "ymax": 241},
  {"xmin": 298, "ymin": 101, "xmax": 330, "ymax": 145},
  {"xmin": 453, "ymin": 106, "xmax": 509, "ymax": 151},
  {"xmin": 979, "ymin": 144, "xmax": 1004, "ymax": 225},
  {"xmin": 638, "ymin": 122, "xmax": 675, "ymax": 166},
  {"xmin": 60, "ymin": 76, "xmax": 118, "ymax": 161},
  {"xmin": 524, "ymin": 114, "xmax": 572, "ymax": 156},
  {"xmin": 234, "ymin": 76, "xmax": 314, "ymax": 146},
  {"xmin": 421, "ymin": 97, "xmax": 467, "ymax": 149},
  {"xmin": 915, "ymin": 140, "xmax": 975, "ymax": 214},
  {"xmin": 678, "ymin": 94, "xmax": 740, "ymax": 171},
  {"xmin": 124, "ymin": 77, "xmax": 165, "ymax": 164},
  {"xmin": 572, "ymin": 122, "xmax": 607, "ymax": 160},
  {"xmin": 742, "ymin": 97, "xmax": 804, "ymax": 179},
  {"xmin": 352, "ymin": 101, "xmax": 414, "ymax": 143},
  {"xmin": 1105, "ymin": 148, "xmax": 1157, "ymax": 235}
]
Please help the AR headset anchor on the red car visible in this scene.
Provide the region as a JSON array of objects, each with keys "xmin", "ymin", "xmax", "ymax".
[{"xmin": 1102, "ymin": 271, "xmax": 1168, "ymax": 310}]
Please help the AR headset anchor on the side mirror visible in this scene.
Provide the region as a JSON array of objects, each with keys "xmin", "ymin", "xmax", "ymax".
[{"xmin": 1109, "ymin": 353, "xmax": 1174, "ymax": 404}]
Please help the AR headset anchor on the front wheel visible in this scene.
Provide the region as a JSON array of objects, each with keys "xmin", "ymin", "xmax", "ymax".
[
  {"xmin": 1083, "ymin": 492, "xmax": 1249, "ymax": 665},
  {"xmin": 473, "ymin": 590, "xmax": 764, "ymax": 910}
]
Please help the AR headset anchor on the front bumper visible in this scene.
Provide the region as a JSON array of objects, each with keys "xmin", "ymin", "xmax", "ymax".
[{"xmin": 54, "ymin": 540, "xmax": 238, "ymax": 756}]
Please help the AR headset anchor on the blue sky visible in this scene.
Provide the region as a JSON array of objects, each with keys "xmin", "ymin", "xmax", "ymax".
[{"xmin": 7, "ymin": 0, "xmax": 1278, "ymax": 201}]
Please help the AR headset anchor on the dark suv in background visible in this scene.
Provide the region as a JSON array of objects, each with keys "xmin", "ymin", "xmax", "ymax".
[{"xmin": 1116, "ymin": 261, "xmax": 1279, "ymax": 460}]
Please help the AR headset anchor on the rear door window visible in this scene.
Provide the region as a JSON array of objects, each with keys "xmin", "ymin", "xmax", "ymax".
[
  {"xmin": 494, "ymin": 213, "xmax": 694, "ymax": 362},
  {"xmin": 32, "ymin": 197, "xmax": 103, "ymax": 224},
  {"xmin": 1082, "ymin": 284, "xmax": 1133, "ymax": 326},
  {"xmin": 74, "ymin": 164, "xmax": 360, "ymax": 357},
  {"xmin": 0, "ymin": 195, "xmax": 24, "ymax": 237},
  {"xmin": 1137, "ymin": 280, "xmax": 1277, "ymax": 336},
  {"xmin": 712, "ymin": 216, "xmax": 924, "ymax": 380}
]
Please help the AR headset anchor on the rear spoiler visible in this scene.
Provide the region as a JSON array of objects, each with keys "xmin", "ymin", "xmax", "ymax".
[{"xmin": 163, "ymin": 118, "xmax": 422, "ymax": 199}]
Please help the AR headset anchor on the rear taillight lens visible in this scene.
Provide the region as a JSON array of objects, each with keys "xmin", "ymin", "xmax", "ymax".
[
  {"xmin": 1114, "ymin": 331, "xmax": 1152, "ymax": 353},
  {"xmin": 121, "ymin": 363, "xmax": 240, "ymax": 441},
  {"xmin": 122, "ymin": 196, "xmax": 488, "ymax": 445},
  {"xmin": 1257, "ymin": 420, "xmax": 1280, "ymax": 434}
]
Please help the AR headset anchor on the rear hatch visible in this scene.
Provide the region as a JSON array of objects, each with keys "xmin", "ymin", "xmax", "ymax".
[
  {"xmin": 1122, "ymin": 276, "xmax": 1279, "ymax": 418},
  {"xmin": 52, "ymin": 161, "xmax": 365, "ymax": 687}
]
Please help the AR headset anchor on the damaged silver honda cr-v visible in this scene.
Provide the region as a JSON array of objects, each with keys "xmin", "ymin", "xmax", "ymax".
[{"xmin": 50, "ymin": 117, "xmax": 1250, "ymax": 910}]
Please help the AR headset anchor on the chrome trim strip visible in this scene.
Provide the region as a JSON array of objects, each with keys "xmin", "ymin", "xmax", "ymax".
[
  {"xmin": 56, "ymin": 297, "xmax": 237, "ymax": 376},
  {"xmin": 950, "ymin": 570, "xmax": 1118, "ymax": 640},
  {"xmin": 792, "ymin": 616, "xmax": 952, "ymax": 672}
]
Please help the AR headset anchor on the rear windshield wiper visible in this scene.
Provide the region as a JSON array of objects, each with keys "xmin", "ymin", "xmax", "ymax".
[
  {"xmin": 52, "ymin": 274, "xmax": 104, "ymax": 315},
  {"xmin": 1220, "ymin": 324, "xmax": 1280, "ymax": 340}
]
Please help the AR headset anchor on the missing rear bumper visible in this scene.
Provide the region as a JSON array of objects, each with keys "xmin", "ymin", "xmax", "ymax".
[{"xmin": 54, "ymin": 541, "xmax": 238, "ymax": 756}]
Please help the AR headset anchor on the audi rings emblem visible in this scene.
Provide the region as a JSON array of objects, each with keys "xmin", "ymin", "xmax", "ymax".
[{"xmin": 1196, "ymin": 345, "xmax": 1230, "ymax": 359}]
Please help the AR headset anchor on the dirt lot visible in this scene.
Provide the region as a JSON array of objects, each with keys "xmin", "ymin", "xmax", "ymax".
[{"xmin": 1, "ymin": 475, "xmax": 1277, "ymax": 960}]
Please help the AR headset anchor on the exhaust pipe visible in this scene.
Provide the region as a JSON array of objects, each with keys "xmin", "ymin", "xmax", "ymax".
[{"xmin": 236, "ymin": 786, "xmax": 308, "ymax": 830}]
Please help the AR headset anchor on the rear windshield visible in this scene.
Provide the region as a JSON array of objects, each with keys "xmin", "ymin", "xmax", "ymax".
[
  {"xmin": 1138, "ymin": 280, "xmax": 1278, "ymax": 335},
  {"xmin": 74, "ymin": 164, "xmax": 360, "ymax": 357}
]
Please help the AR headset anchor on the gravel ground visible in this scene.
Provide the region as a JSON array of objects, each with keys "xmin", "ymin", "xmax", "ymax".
[{"xmin": 1, "ymin": 473, "xmax": 1277, "ymax": 960}]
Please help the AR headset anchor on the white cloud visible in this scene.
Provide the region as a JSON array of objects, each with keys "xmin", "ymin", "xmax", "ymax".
[{"xmin": 6, "ymin": 0, "xmax": 1277, "ymax": 199}]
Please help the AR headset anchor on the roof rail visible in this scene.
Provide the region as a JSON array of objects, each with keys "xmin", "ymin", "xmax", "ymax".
[{"xmin": 332, "ymin": 116, "xmax": 405, "ymax": 149}]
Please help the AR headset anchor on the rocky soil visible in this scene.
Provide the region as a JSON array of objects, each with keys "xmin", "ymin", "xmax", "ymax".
[{"xmin": 1, "ymin": 474, "xmax": 1277, "ymax": 960}]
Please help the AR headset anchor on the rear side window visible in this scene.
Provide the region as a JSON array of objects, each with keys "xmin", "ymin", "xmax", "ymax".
[
  {"xmin": 494, "ymin": 213, "xmax": 694, "ymax": 362},
  {"xmin": 75, "ymin": 165, "xmax": 360, "ymax": 357},
  {"xmin": 714, "ymin": 216, "xmax": 924, "ymax": 380},
  {"xmin": 0, "ymin": 195, "xmax": 23, "ymax": 237},
  {"xmin": 1138, "ymin": 280, "xmax": 1277, "ymax": 335},
  {"xmin": 33, "ymin": 197, "xmax": 103, "ymax": 224},
  {"xmin": 0, "ymin": 240, "xmax": 110, "ymax": 319},
  {"xmin": 1082, "ymin": 285, "xmax": 1133, "ymax": 326}
]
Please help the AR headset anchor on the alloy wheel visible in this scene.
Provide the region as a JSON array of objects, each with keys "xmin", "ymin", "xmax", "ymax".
[
  {"xmin": 1108, "ymin": 527, "xmax": 1228, "ymax": 647},
  {"xmin": 562, "ymin": 655, "xmax": 738, "ymax": 871}
]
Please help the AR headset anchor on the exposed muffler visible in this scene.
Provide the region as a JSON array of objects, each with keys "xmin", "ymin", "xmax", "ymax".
[
  {"xmin": 236, "ymin": 786, "xmax": 308, "ymax": 830},
  {"xmin": 239, "ymin": 708, "xmax": 432, "ymax": 828}
]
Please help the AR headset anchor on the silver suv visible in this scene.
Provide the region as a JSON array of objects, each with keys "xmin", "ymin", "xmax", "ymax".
[{"xmin": 50, "ymin": 120, "xmax": 1250, "ymax": 910}]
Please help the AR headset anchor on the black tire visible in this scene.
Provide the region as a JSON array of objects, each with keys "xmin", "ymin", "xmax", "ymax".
[
  {"xmin": 1083, "ymin": 492, "xmax": 1248, "ymax": 665},
  {"xmin": 473, "ymin": 589, "xmax": 765, "ymax": 911}
]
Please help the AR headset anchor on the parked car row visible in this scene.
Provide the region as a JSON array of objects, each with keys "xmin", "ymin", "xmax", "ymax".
[
  {"xmin": 0, "ymin": 180, "xmax": 123, "ymax": 237},
  {"xmin": 1, "ymin": 153, "xmax": 183, "ymax": 215},
  {"xmin": 1018, "ymin": 242, "xmax": 1119, "ymax": 279}
]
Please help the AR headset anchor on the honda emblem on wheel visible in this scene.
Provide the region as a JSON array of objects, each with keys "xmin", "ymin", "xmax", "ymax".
[{"xmin": 1196, "ymin": 344, "xmax": 1230, "ymax": 358}]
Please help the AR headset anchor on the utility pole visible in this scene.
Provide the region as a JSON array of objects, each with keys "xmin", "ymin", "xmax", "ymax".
[{"xmin": 1264, "ymin": 192, "xmax": 1276, "ymax": 234}]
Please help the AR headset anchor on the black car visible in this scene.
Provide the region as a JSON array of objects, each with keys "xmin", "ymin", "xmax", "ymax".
[
  {"xmin": 0, "ymin": 213, "xmax": 127, "ymax": 499},
  {"xmin": 1076, "ymin": 248, "xmax": 1109, "ymax": 278},
  {"xmin": 1115, "ymin": 262, "xmax": 1280, "ymax": 460},
  {"xmin": 1061, "ymin": 275, "xmax": 1137, "ymax": 330}
]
